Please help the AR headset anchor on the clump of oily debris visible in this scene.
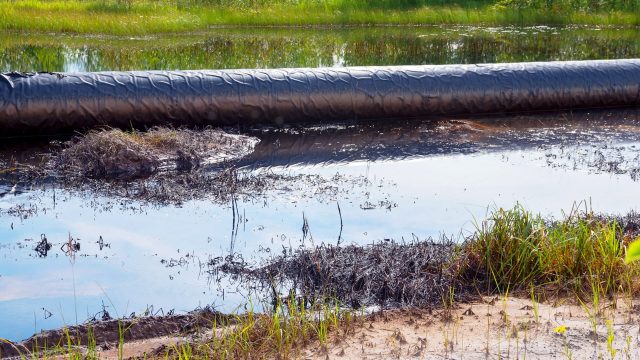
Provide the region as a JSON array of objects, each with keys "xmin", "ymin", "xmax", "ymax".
[
  {"xmin": 211, "ymin": 239, "xmax": 474, "ymax": 309},
  {"xmin": 53, "ymin": 127, "xmax": 259, "ymax": 179}
]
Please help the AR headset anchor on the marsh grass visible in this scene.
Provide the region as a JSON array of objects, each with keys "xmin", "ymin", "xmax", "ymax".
[
  {"xmin": 464, "ymin": 204, "xmax": 640, "ymax": 299},
  {"xmin": 1, "ymin": 296, "xmax": 354, "ymax": 359},
  {"xmin": 0, "ymin": 0, "xmax": 637, "ymax": 35},
  {"xmin": 151, "ymin": 297, "xmax": 354, "ymax": 359}
]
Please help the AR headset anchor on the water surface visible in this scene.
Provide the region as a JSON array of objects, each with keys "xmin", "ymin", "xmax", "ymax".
[{"xmin": 1, "ymin": 26, "xmax": 639, "ymax": 72}]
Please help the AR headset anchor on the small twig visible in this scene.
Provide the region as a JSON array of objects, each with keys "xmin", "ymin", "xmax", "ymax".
[{"xmin": 337, "ymin": 201, "xmax": 343, "ymax": 246}]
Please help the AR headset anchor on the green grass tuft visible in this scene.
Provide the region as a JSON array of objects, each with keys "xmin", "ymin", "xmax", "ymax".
[{"xmin": 463, "ymin": 204, "xmax": 639, "ymax": 298}]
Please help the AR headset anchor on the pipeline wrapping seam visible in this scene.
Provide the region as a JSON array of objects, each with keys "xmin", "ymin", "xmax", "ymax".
[{"xmin": 1, "ymin": 59, "xmax": 639, "ymax": 134}]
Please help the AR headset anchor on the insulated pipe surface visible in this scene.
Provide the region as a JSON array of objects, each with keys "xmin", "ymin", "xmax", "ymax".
[{"xmin": 1, "ymin": 59, "xmax": 639, "ymax": 135}]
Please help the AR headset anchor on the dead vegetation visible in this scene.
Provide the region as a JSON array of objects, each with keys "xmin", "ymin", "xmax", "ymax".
[
  {"xmin": 48, "ymin": 169, "xmax": 356, "ymax": 206},
  {"xmin": 44, "ymin": 127, "xmax": 363, "ymax": 205},
  {"xmin": 1, "ymin": 126, "xmax": 374, "ymax": 207},
  {"xmin": 211, "ymin": 206, "xmax": 640, "ymax": 311},
  {"xmin": 212, "ymin": 239, "xmax": 472, "ymax": 310},
  {"xmin": 53, "ymin": 127, "xmax": 258, "ymax": 179},
  {"xmin": 1, "ymin": 127, "xmax": 272, "ymax": 205}
]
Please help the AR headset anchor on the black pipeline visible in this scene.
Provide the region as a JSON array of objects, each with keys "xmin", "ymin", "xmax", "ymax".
[{"xmin": 1, "ymin": 59, "xmax": 639, "ymax": 135}]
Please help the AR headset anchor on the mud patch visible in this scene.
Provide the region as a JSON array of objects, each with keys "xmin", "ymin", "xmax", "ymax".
[{"xmin": 0, "ymin": 307, "xmax": 226, "ymax": 359}]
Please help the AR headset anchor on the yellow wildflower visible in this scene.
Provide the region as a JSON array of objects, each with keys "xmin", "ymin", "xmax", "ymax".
[{"xmin": 554, "ymin": 325, "xmax": 567, "ymax": 335}]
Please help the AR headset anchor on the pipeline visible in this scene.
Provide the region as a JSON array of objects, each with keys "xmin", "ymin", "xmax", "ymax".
[{"xmin": 1, "ymin": 59, "xmax": 639, "ymax": 135}]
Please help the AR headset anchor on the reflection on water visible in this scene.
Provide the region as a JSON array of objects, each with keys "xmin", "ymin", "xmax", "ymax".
[
  {"xmin": 1, "ymin": 110, "xmax": 640, "ymax": 341},
  {"xmin": 1, "ymin": 26, "xmax": 639, "ymax": 72},
  {"xmin": 240, "ymin": 109, "xmax": 640, "ymax": 168}
]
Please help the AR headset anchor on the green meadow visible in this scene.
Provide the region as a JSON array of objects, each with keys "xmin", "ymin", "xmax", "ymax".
[{"xmin": 0, "ymin": 0, "xmax": 638, "ymax": 35}]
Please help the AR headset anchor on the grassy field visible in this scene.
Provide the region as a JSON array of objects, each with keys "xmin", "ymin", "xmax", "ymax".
[{"xmin": 0, "ymin": 0, "xmax": 638, "ymax": 35}]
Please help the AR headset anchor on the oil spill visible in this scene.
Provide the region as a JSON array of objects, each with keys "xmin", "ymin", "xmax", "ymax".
[{"xmin": 1, "ymin": 109, "xmax": 640, "ymax": 341}]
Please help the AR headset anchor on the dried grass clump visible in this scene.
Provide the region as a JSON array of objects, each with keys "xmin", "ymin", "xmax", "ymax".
[{"xmin": 54, "ymin": 127, "xmax": 258, "ymax": 179}]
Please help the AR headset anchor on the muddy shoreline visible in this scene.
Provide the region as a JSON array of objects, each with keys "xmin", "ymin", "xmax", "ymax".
[
  {"xmin": 0, "ymin": 307, "xmax": 226, "ymax": 358},
  {"xmin": 5, "ymin": 211, "xmax": 639, "ymax": 358},
  {"xmin": 7, "ymin": 294, "xmax": 640, "ymax": 359}
]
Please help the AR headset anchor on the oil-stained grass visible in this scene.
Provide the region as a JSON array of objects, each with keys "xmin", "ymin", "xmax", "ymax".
[{"xmin": 53, "ymin": 127, "xmax": 258, "ymax": 179}]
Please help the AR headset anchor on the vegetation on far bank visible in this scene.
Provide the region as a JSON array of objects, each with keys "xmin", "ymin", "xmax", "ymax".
[
  {"xmin": 3, "ymin": 26, "xmax": 639, "ymax": 74},
  {"xmin": 0, "ymin": 0, "xmax": 638, "ymax": 35}
]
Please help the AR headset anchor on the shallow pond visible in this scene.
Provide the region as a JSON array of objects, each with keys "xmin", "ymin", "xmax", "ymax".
[{"xmin": 1, "ymin": 25, "xmax": 639, "ymax": 72}]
